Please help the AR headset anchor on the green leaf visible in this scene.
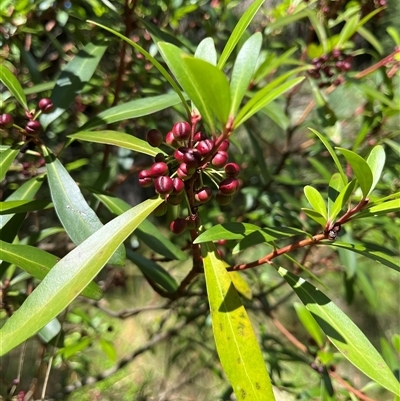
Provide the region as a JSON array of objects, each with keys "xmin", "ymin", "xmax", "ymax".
[
  {"xmin": 194, "ymin": 37, "xmax": 217, "ymax": 65},
  {"xmin": 194, "ymin": 223, "xmax": 260, "ymax": 243},
  {"xmin": 78, "ymin": 93, "xmax": 185, "ymax": 131},
  {"xmin": 0, "ymin": 197, "xmax": 163, "ymax": 356},
  {"xmin": 0, "ymin": 240, "xmax": 102, "ymax": 300},
  {"xmin": 40, "ymin": 40, "xmax": 108, "ymax": 129},
  {"xmin": 337, "ymin": 13, "xmax": 360, "ymax": 47},
  {"xmin": 69, "ymin": 131, "xmax": 165, "ymax": 157},
  {"xmin": 217, "ymin": 0, "xmax": 265, "ymax": 69},
  {"xmin": 328, "ymin": 241, "xmax": 400, "ymax": 273},
  {"xmin": 327, "ymin": 174, "xmax": 344, "ymax": 220},
  {"xmin": 366, "ymin": 145, "xmax": 386, "ymax": 196},
  {"xmin": 264, "ymin": 9, "xmax": 310, "ymax": 34},
  {"xmin": 88, "ymin": 21, "xmax": 190, "ymax": 118},
  {"xmin": 304, "ymin": 186, "xmax": 327, "ymax": 221},
  {"xmin": 357, "ymin": 84, "xmax": 400, "ymax": 110},
  {"xmin": 99, "ymin": 338, "xmax": 117, "ymax": 362},
  {"xmin": 336, "ymin": 148, "xmax": 373, "ymax": 197},
  {"xmin": 0, "ymin": 200, "xmax": 52, "ymax": 215},
  {"xmin": 0, "ymin": 66, "xmax": 28, "ymax": 109},
  {"xmin": 353, "ymin": 199, "xmax": 400, "ymax": 219},
  {"xmin": 86, "ymin": 188, "xmax": 187, "ymax": 261},
  {"xmin": 202, "ymin": 242, "xmax": 276, "ymax": 401},
  {"xmin": 230, "ymin": 32, "xmax": 262, "ymax": 115},
  {"xmin": 0, "ymin": 143, "xmax": 23, "ymax": 183},
  {"xmin": 126, "ymin": 249, "xmax": 178, "ymax": 293},
  {"xmin": 309, "ymin": 128, "xmax": 347, "ymax": 184},
  {"xmin": 294, "ymin": 302, "xmax": 326, "ymax": 348},
  {"xmin": 235, "ymin": 75, "xmax": 305, "ymax": 127},
  {"xmin": 278, "ymin": 267, "xmax": 400, "ymax": 396},
  {"xmin": 229, "ymin": 271, "xmax": 252, "ymax": 300},
  {"xmin": 329, "ymin": 179, "xmax": 356, "ymax": 222},
  {"xmin": 43, "ymin": 147, "xmax": 125, "ymax": 265},
  {"xmin": 38, "ymin": 319, "xmax": 61, "ymax": 343},
  {"xmin": 302, "ymin": 208, "xmax": 327, "ymax": 227}
]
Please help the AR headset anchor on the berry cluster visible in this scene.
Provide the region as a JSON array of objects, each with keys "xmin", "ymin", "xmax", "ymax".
[
  {"xmin": 139, "ymin": 121, "xmax": 240, "ymax": 234},
  {"xmin": 0, "ymin": 98, "xmax": 53, "ymax": 137},
  {"xmin": 308, "ymin": 49, "xmax": 353, "ymax": 87}
]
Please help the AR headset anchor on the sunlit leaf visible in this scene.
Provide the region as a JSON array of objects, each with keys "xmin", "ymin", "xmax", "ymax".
[
  {"xmin": 304, "ymin": 185, "xmax": 327, "ymax": 220},
  {"xmin": 0, "ymin": 200, "xmax": 52, "ymax": 215},
  {"xmin": 302, "ymin": 208, "xmax": 327, "ymax": 227},
  {"xmin": 194, "ymin": 37, "xmax": 217, "ymax": 65},
  {"xmin": 329, "ymin": 180, "xmax": 356, "ymax": 222},
  {"xmin": 229, "ymin": 271, "xmax": 252, "ymax": 300},
  {"xmin": 353, "ymin": 199, "xmax": 400, "ymax": 219},
  {"xmin": 0, "ymin": 66, "xmax": 28, "ymax": 109},
  {"xmin": 0, "ymin": 143, "xmax": 23, "ymax": 183},
  {"xmin": 0, "ymin": 197, "xmax": 163, "ymax": 356},
  {"xmin": 278, "ymin": 267, "xmax": 400, "ymax": 396},
  {"xmin": 203, "ymin": 242, "xmax": 276, "ymax": 401},
  {"xmin": 294, "ymin": 302, "xmax": 326, "ymax": 348},
  {"xmin": 366, "ymin": 145, "xmax": 386, "ymax": 196}
]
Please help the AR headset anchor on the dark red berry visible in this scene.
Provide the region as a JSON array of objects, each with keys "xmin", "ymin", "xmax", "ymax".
[
  {"xmin": 154, "ymin": 152, "xmax": 166, "ymax": 162},
  {"xmin": 154, "ymin": 176, "xmax": 174, "ymax": 195},
  {"xmin": 179, "ymin": 163, "xmax": 195, "ymax": 175},
  {"xmin": 166, "ymin": 131, "xmax": 179, "ymax": 148},
  {"xmin": 0, "ymin": 113, "xmax": 14, "ymax": 128},
  {"xmin": 174, "ymin": 147, "xmax": 188, "ymax": 163},
  {"xmin": 320, "ymin": 54, "xmax": 329, "ymax": 63},
  {"xmin": 218, "ymin": 139, "xmax": 230, "ymax": 151},
  {"xmin": 38, "ymin": 98, "xmax": 54, "ymax": 113},
  {"xmin": 177, "ymin": 165, "xmax": 193, "ymax": 181},
  {"xmin": 138, "ymin": 170, "xmax": 153, "ymax": 188},
  {"xmin": 193, "ymin": 131, "xmax": 207, "ymax": 142},
  {"xmin": 183, "ymin": 149, "xmax": 202, "ymax": 168},
  {"xmin": 166, "ymin": 193, "xmax": 183, "ymax": 205},
  {"xmin": 153, "ymin": 202, "xmax": 167, "ymax": 216},
  {"xmin": 170, "ymin": 218, "xmax": 187, "ymax": 234},
  {"xmin": 195, "ymin": 186, "xmax": 212, "ymax": 203},
  {"xmin": 219, "ymin": 177, "xmax": 239, "ymax": 195},
  {"xmin": 224, "ymin": 162, "xmax": 240, "ymax": 177},
  {"xmin": 211, "ymin": 151, "xmax": 228, "ymax": 167},
  {"xmin": 150, "ymin": 162, "xmax": 169, "ymax": 178},
  {"xmin": 217, "ymin": 239, "xmax": 227, "ymax": 246},
  {"xmin": 25, "ymin": 120, "xmax": 41, "ymax": 134},
  {"xmin": 332, "ymin": 48, "xmax": 341, "ymax": 59},
  {"xmin": 172, "ymin": 177, "xmax": 185, "ymax": 194},
  {"xmin": 172, "ymin": 121, "xmax": 191, "ymax": 141},
  {"xmin": 146, "ymin": 129, "xmax": 163, "ymax": 147},
  {"xmin": 216, "ymin": 193, "xmax": 232, "ymax": 205},
  {"xmin": 22, "ymin": 162, "xmax": 30, "ymax": 169},
  {"xmin": 196, "ymin": 139, "xmax": 214, "ymax": 156}
]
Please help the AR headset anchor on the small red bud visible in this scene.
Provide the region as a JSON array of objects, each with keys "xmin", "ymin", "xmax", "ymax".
[
  {"xmin": 172, "ymin": 121, "xmax": 191, "ymax": 141},
  {"xmin": 196, "ymin": 139, "xmax": 214, "ymax": 156},
  {"xmin": 166, "ymin": 131, "xmax": 179, "ymax": 148},
  {"xmin": 183, "ymin": 149, "xmax": 202, "ymax": 168},
  {"xmin": 193, "ymin": 131, "xmax": 207, "ymax": 142},
  {"xmin": 146, "ymin": 129, "xmax": 163, "ymax": 147},
  {"xmin": 25, "ymin": 120, "xmax": 41, "ymax": 134},
  {"xmin": 219, "ymin": 177, "xmax": 239, "ymax": 195},
  {"xmin": 195, "ymin": 186, "xmax": 212, "ymax": 203},
  {"xmin": 0, "ymin": 113, "xmax": 14, "ymax": 128},
  {"xmin": 138, "ymin": 170, "xmax": 153, "ymax": 188},
  {"xmin": 218, "ymin": 139, "xmax": 230, "ymax": 151},
  {"xmin": 154, "ymin": 176, "xmax": 174, "ymax": 195},
  {"xmin": 174, "ymin": 147, "xmax": 188, "ymax": 163},
  {"xmin": 224, "ymin": 162, "xmax": 240, "ymax": 177},
  {"xmin": 150, "ymin": 162, "xmax": 169, "ymax": 178},
  {"xmin": 211, "ymin": 151, "xmax": 228, "ymax": 167},
  {"xmin": 172, "ymin": 177, "xmax": 185, "ymax": 194},
  {"xmin": 38, "ymin": 98, "xmax": 54, "ymax": 113},
  {"xmin": 170, "ymin": 218, "xmax": 187, "ymax": 234}
]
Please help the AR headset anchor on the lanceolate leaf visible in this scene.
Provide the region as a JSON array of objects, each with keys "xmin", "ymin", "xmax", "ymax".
[
  {"xmin": 328, "ymin": 241, "xmax": 400, "ymax": 272},
  {"xmin": 327, "ymin": 173, "xmax": 344, "ymax": 220},
  {"xmin": 302, "ymin": 208, "xmax": 327, "ymax": 227},
  {"xmin": 202, "ymin": 242, "xmax": 276, "ymax": 401},
  {"xmin": 366, "ymin": 145, "xmax": 386, "ymax": 196},
  {"xmin": 294, "ymin": 302, "xmax": 326, "ymax": 348},
  {"xmin": 352, "ymin": 199, "xmax": 400, "ymax": 219},
  {"xmin": 126, "ymin": 249, "xmax": 178, "ymax": 293},
  {"xmin": 78, "ymin": 93, "xmax": 185, "ymax": 131},
  {"xmin": 304, "ymin": 185, "xmax": 327, "ymax": 220},
  {"xmin": 278, "ymin": 267, "xmax": 400, "ymax": 396},
  {"xmin": 40, "ymin": 40, "xmax": 108, "ymax": 129},
  {"xmin": 194, "ymin": 37, "xmax": 217, "ymax": 65},
  {"xmin": 217, "ymin": 0, "xmax": 265, "ymax": 69},
  {"xmin": 0, "ymin": 197, "xmax": 163, "ymax": 356},
  {"xmin": 329, "ymin": 179, "xmax": 356, "ymax": 222},
  {"xmin": 69, "ymin": 131, "xmax": 166, "ymax": 157},
  {"xmin": 0, "ymin": 66, "xmax": 28, "ymax": 110},
  {"xmin": 0, "ymin": 200, "xmax": 52, "ymax": 215},
  {"xmin": 0, "ymin": 143, "xmax": 23, "ymax": 183},
  {"xmin": 336, "ymin": 148, "xmax": 373, "ymax": 197},
  {"xmin": 43, "ymin": 147, "xmax": 125, "ymax": 265},
  {"xmin": 230, "ymin": 32, "xmax": 262, "ymax": 115},
  {"xmin": 0, "ymin": 240, "xmax": 102, "ymax": 300}
]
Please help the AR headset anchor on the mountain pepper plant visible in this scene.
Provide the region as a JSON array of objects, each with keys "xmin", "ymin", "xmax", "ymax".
[{"xmin": 1, "ymin": 0, "xmax": 399, "ymax": 400}]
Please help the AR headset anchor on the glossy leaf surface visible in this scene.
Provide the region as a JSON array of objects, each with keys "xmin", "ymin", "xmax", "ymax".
[
  {"xmin": 44, "ymin": 147, "xmax": 125, "ymax": 265},
  {"xmin": 294, "ymin": 302, "xmax": 326, "ymax": 348},
  {"xmin": 278, "ymin": 267, "xmax": 400, "ymax": 396},
  {"xmin": 0, "ymin": 143, "xmax": 23, "ymax": 182},
  {"xmin": 0, "ymin": 197, "xmax": 163, "ymax": 356},
  {"xmin": 203, "ymin": 242, "xmax": 276, "ymax": 401},
  {"xmin": 0, "ymin": 240, "xmax": 102, "ymax": 300},
  {"xmin": 330, "ymin": 180, "xmax": 356, "ymax": 222},
  {"xmin": 40, "ymin": 40, "xmax": 108, "ymax": 128},
  {"xmin": 366, "ymin": 145, "xmax": 385, "ymax": 195},
  {"xmin": 69, "ymin": 131, "xmax": 165, "ymax": 157},
  {"xmin": 0, "ymin": 200, "xmax": 52, "ymax": 215},
  {"xmin": 194, "ymin": 37, "xmax": 217, "ymax": 65},
  {"xmin": 0, "ymin": 66, "xmax": 28, "ymax": 109},
  {"xmin": 304, "ymin": 186, "xmax": 327, "ymax": 220}
]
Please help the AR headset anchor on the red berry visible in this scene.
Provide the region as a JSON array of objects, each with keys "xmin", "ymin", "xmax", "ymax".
[
  {"xmin": 195, "ymin": 186, "xmax": 212, "ymax": 203},
  {"xmin": 224, "ymin": 162, "xmax": 240, "ymax": 177},
  {"xmin": 0, "ymin": 113, "xmax": 14, "ymax": 128},
  {"xmin": 196, "ymin": 139, "xmax": 214, "ymax": 156},
  {"xmin": 146, "ymin": 129, "xmax": 163, "ymax": 147},
  {"xmin": 170, "ymin": 218, "xmax": 187, "ymax": 234},
  {"xmin": 174, "ymin": 147, "xmax": 188, "ymax": 163},
  {"xmin": 183, "ymin": 149, "xmax": 202, "ymax": 168},
  {"xmin": 193, "ymin": 131, "xmax": 207, "ymax": 142},
  {"xmin": 332, "ymin": 48, "xmax": 341, "ymax": 59},
  {"xmin": 154, "ymin": 176, "xmax": 174, "ymax": 195},
  {"xmin": 216, "ymin": 193, "xmax": 232, "ymax": 205},
  {"xmin": 153, "ymin": 202, "xmax": 167, "ymax": 216},
  {"xmin": 219, "ymin": 177, "xmax": 239, "ymax": 195},
  {"xmin": 166, "ymin": 193, "xmax": 183, "ymax": 205},
  {"xmin": 38, "ymin": 98, "xmax": 54, "ymax": 113},
  {"xmin": 211, "ymin": 151, "xmax": 228, "ymax": 167},
  {"xmin": 138, "ymin": 170, "xmax": 153, "ymax": 188},
  {"xmin": 177, "ymin": 165, "xmax": 192, "ymax": 181},
  {"xmin": 172, "ymin": 177, "xmax": 185, "ymax": 194},
  {"xmin": 172, "ymin": 121, "xmax": 191, "ymax": 141},
  {"xmin": 150, "ymin": 162, "xmax": 169, "ymax": 178},
  {"xmin": 166, "ymin": 131, "xmax": 179, "ymax": 148},
  {"xmin": 25, "ymin": 120, "xmax": 41, "ymax": 134},
  {"xmin": 179, "ymin": 163, "xmax": 195, "ymax": 175},
  {"xmin": 218, "ymin": 139, "xmax": 230, "ymax": 151}
]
